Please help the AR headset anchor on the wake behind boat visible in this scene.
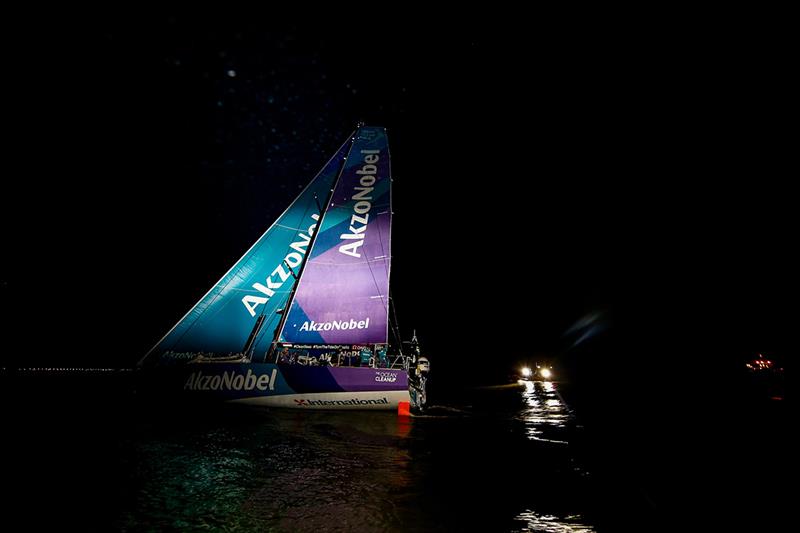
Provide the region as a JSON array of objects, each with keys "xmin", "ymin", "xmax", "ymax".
[{"xmin": 138, "ymin": 126, "xmax": 428, "ymax": 411}]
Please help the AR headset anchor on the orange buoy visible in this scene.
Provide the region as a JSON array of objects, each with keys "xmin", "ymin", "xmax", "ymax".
[{"xmin": 398, "ymin": 401, "xmax": 411, "ymax": 417}]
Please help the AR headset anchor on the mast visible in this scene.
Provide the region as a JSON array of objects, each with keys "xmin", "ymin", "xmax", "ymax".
[
  {"xmin": 264, "ymin": 129, "xmax": 359, "ymax": 362},
  {"xmin": 385, "ymin": 127, "xmax": 395, "ymax": 352}
]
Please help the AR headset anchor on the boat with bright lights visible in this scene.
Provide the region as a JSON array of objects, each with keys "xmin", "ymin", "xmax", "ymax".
[
  {"xmin": 137, "ymin": 126, "xmax": 428, "ymax": 411},
  {"xmin": 517, "ymin": 363, "xmax": 554, "ymax": 382}
]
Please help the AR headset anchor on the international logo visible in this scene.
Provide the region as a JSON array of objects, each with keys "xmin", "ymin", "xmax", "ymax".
[{"xmin": 292, "ymin": 397, "xmax": 389, "ymax": 406}]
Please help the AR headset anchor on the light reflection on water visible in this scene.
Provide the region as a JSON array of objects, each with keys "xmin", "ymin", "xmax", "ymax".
[
  {"xmin": 507, "ymin": 381, "xmax": 596, "ymax": 532},
  {"xmin": 17, "ymin": 377, "xmax": 610, "ymax": 532},
  {"xmin": 513, "ymin": 510, "xmax": 596, "ymax": 533},
  {"xmin": 9, "ymin": 371, "xmax": 681, "ymax": 531},
  {"xmin": 516, "ymin": 380, "xmax": 573, "ymax": 444},
  {"xmin": 111, "ymin": 395, "xmax": 598, "ymax": 532}
]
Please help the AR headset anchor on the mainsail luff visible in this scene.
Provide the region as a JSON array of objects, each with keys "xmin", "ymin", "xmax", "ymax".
[{"xmin": 264, "ymin": 129, "xmax": 359, "ymax": 361}]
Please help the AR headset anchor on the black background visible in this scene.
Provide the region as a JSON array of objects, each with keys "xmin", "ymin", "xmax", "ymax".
[{"xmin": 2, "ymin": 11, "xmax": 793, "ymax": 530}]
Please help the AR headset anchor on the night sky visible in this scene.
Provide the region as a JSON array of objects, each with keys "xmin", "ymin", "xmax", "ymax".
[{"xmin": 3, "ymin": 15, "xmax": 794, "ymax": 390}]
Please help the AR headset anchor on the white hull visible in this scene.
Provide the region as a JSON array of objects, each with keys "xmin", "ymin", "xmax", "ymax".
[{"xmin": 228, "ymin": 389, "xmax": 411, "ymax": 410}]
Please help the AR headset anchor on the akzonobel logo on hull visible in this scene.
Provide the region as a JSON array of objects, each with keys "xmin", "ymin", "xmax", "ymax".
[{"xmin": 184, "ymin": 369, "xmax": 277, "ymax": 392}]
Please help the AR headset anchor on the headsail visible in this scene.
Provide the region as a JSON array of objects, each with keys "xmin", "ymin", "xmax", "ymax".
[
  {"xmin": 139, "ymin": 134, "xmax": 352, "ymax": 366},
  {"xmin": 279, "ymin": 126, "xmax": 391, "ymax": 345}
]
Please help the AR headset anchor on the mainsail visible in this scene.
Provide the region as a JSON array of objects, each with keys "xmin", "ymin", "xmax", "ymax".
[
  {"xmin": 279, "ymin": 126, "xmax": 392, "ymax": 345},
  {"xmin": 139, "ymin": 134, "xmax": 352, "ymax": 365}
]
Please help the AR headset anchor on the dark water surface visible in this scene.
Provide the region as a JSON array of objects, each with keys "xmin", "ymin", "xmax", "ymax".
[{"xmin": 5, "ymin": 372, "xmax": 786, "ymax": 531}]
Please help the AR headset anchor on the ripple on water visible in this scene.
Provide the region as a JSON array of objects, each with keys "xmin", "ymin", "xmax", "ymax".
[{"xmin": 515, "ymin": 380, "xmax": 573, "ymax": 444}]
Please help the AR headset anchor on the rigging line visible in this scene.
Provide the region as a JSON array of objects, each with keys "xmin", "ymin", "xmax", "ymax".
[
  {"xmin": 389, "ymin": 288, "xmax": 403, "ymax": 353},
  {"xmin": 364, "ymin": 206, "xmax": 397, "ymax": 346},
  {"xmin": 274, "ymin": 223, "xmax": 312, "ymax": 231},
  {"xmin": 364, "ymin": 213, "xmax": 389, "ymax": 305},
  {"xmin": 390, "ymin": 297, "xmax": 403, "ymax": 351},
  {"xmin": 378, "ymin": 212, "xmax": 399, "ymax": 349},
  {"xmin": 252, "ymin": 307, "xmax": 282, "ymax": 357},
  {"xmin": 251, "ymin": 264, "xmax": 296, "ymax": 349},
  {"xmin": 384, "ymin": 140, "xmax": 401, "ymax": 352}
]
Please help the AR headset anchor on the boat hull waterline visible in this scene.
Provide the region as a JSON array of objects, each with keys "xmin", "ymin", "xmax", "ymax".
[{"xmin": 153, "ymin": 363, "xmax": 411, "ymax": 410}]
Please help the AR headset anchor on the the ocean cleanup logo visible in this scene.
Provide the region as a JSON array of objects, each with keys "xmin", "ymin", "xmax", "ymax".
[
  {"xmin": 339, "ymin": 149, "xmax": 380, "ymax": 259},
  {"xmin": 293, "ymin": 397, "xmax": 389, "ymax": 406},
  {"xmin": 299, "ymin": 318, "xmax": 370, "ymax": 332},
  {"xmin": 184, "ymin": 368, "xmax": 277, "ymax": 392},
  {"xmin": 241, "ymin": 214, "xmax": 319, "ymax": 317},
  {"xmin": 375, "ymin": 371, "xmax": 397, "ymax": 383}
]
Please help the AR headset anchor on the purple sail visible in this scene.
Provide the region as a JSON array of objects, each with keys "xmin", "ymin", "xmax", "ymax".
[{"xmin": 280, "ymin": 127, "xmax": 391, "ymax": 345}]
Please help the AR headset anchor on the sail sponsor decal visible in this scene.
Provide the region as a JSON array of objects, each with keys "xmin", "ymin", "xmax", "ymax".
[
  {"xmin": 241, "ymin": 214, "xmax": 318, "ymax": 317},
  {"xmin": 184, "ymin": 368, "xmax": 277, "ymax": 392},
  {"xmin": 338, "ymin": 150, "xmax": 379, "ymax": 259},
  {"xmin": 299, "ymin": 317, "xmax": 370, "ymax": 332},
  {"xmin": 280, "ymin": 127, "xmax": 392, "ymax": 345}
]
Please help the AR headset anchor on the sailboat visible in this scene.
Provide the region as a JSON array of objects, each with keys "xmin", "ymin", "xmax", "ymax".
[{"xmin": 137, "ymin": 126, "xmax": 428, "ymax": 411}]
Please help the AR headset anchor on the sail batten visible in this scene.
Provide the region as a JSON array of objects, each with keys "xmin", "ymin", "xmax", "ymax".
[{"xmin": 279, "ymin": 127, "xmax": 392, "ymax": 345}]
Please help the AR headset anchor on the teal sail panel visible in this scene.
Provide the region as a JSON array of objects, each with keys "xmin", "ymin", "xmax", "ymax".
[
  {"xmin": 279, "ymin": 126, "xmax": 391, "ymax": 345},
  {"xmin": 140, "ymin": 135, "xmax": 351, "ymax": 365}
]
